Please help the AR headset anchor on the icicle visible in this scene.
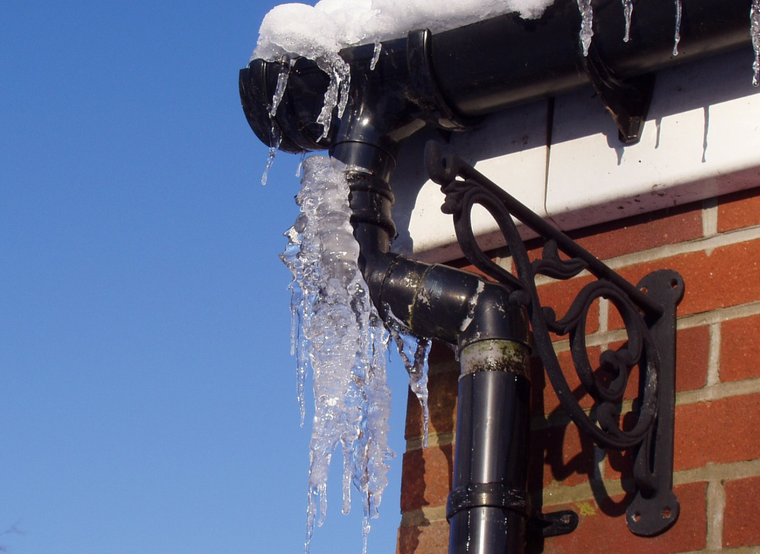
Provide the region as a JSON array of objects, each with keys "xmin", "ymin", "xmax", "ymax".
[
  {"xmin": 621, "ymin": 0, "xmax": 633, "ymax": 42},
  {"xmin": 370, "ymin": 40, "xmax": 382, "ymax": 71},
  {"xmin": 281, "ymin": 223, "xmax": 308, "ymax": 425},
  {"xmin": 752, "ymin": 0, "xmax": 760, "ymax": 86},
  {"xmin": 283, "ymin": 157, "xmax": 393, "ymax": 554},
  {"xmin": 385, "ymin": 308, "xmax": 432, "ymax": 448},
  {"xmin": 269, "ymin": 56, "xmax": 294, "ymax": 118},
  {"xmin": 673, "ymin": 0, "xmax": 682, "ymax": 56},
  {"xmin": 296, "ymin": 151, "xmax": 307, "ymax": 178},
  {"xmin": 362, "ymin": 513, "xmax": 371, "ymax": 554},
  {"xmin": 315, "ymin": 57, "xmax": 351, "ymax": 142},
  {"xmin": 577, "ymin": 0, "xmax": 594, "ymax": 57},
  {"xmin": 261, "ymin": 123, "xmax": 282, "ymax": 186}
]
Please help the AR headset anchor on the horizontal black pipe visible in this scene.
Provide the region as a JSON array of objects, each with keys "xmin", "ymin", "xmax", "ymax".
[
  {"xmin": 431, "ymin": 0, "xmax": 751, "ymax": 116},
  {"xmin": 241, "ymin": 0, "xmax": 751, "ymax": 155}
]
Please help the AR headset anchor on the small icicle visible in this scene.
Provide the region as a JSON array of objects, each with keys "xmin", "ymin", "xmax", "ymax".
[
  {"xmin": 269, "ymin": 56, "xmax": 294, "ymax": 118},
  {"xmin": 673, "ymin": 0, "xmax": 682, "ymax": 56},
  {"xmin": 370, "ymin": 40, "xmax": 382, "ymax": 71},
  {"xmin": 280, "ymin": 223, "xmax": 307, "ymax": 425},
  {"xmin": 315, "ymin": 57, "xmax": 351, "ymax": 142},
  {"xmin": 577, "ymin": 0, "xmax": 594, "ymax": 57},
  {"xmin": 261, "ymin": 123, "xmax": 282, "ymax": 186},
  {"xmin": 296, "ymin": 151, "xmax": 307, "ymax": 178},
  {"xmin": 362, "ymin": 513, "xmax": 371, "ymax": 554},
  {"xmin": 387, "ymin": 316, "xmax": 431, "ymax": 448},
  {"xmin": 621, "ymin": 0, "xmax": 633, "ymax": 42},
  {"xmin": 752, "ymin": 0, "xmax": 760, "ymax": 86},
  {"xmin": 408, "ymin": 339, "xmax": 431, "ymax": 448},
  {"xmin": 305, "ymin": 482, "xmax": 329, "ymax": 554}
]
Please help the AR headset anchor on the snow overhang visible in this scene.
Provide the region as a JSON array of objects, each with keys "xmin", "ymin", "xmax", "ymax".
[{"xmin": 391, "ymin": 46, "xmax": 760, "ymax": 263}]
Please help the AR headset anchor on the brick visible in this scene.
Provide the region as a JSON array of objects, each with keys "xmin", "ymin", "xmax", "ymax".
[
  {"xmin": 609, "ymin": 238, "xmax": 760, "ymax": 326},
  {"xmin": 535, "ymin": 275, "xmax": 599, "ymax": 337},
  {"xmin": 570, "ymin": 203, "xmax": 703, "ymax": 261},
  {"xmin": 397, "ymin": 519, "xmax": 449, "ymax": 554},
  {"xmin": 612, "ymin": 391, "xmax": 760, "ymax": 479},
  {"xmin": 675, "ymin": 326, "xmax": 709, "ymax": 392},
  {"xmin": 674, "ymin": 393, "xmax": 760, "ymax": 472},
  {"xmin": 539, "ymin": 347, "xmax": 603, "ymax": 416},
  {"xmin": 724, "ymin": 475, "xmax": 760, "ymax": 548},
  {"xmin": 530, "ymin": 421, "xmax": 597, "ymax": 489},
  {"xmin": 400, "ymin": 445, "xmax": 453, "ymax": 513},
  {"xmin": 718, "ymin": 186, "xmax": 760, "ymax": 233},
  {"xmin": 720, "ymin": 313, "xmax": 760, "ymax": 383},
  {"xmin": 542, "ymin": 481, "xmax": 707, "ymax": 554}
]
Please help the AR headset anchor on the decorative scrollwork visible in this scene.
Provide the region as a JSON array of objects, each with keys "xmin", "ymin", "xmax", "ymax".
[{"xmin": 425, "ymin": 140, "xmax": 683, "ymax": 537}]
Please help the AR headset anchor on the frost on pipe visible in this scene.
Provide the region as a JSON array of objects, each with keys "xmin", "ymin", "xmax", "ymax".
[{"xmin": 280, "ymin": 156, "xmax": 393, "ymax": 553}]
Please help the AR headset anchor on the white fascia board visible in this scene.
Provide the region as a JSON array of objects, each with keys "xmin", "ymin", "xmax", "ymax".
[
  {"xmin": 391, "ymin": 47, "xmax": 760, "ymax": 264},
  {"xmin": 546, "ymin": 47, "xmax": 760, "ymax": 230},
  {"xmin": 391, "ymin": 100, "xmax": 549, "ymax": 263}
]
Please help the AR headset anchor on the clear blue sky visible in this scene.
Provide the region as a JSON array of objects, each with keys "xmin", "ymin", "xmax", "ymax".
[{"xmin": 0, "ymin": 2, "xmax": 411, "ymax": 553}]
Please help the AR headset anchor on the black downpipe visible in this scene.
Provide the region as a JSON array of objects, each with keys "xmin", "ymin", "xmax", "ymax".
[
  {"xmin": 240, "ymin": 2, "xmax": 751, "ymax": 551},
  {"xmin": 449, "ymin": 345, "xmax": 532, "ymax": 554}
]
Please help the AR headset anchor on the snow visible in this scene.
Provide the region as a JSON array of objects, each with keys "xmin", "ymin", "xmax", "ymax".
[{"xmin": 253, "ymin": 0, "xmax": 556, "ymax": 64}]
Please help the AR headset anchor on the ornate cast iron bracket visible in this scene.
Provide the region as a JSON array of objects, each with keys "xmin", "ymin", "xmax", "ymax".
[{"xmin": 425, "ymin": 141, "xmax": 683, "ymax": 537}]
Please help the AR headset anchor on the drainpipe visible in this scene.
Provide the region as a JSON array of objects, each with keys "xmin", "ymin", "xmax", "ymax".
[{"xmin": 240, "ymin": 1, "xmax": 750, "ymax": 551}]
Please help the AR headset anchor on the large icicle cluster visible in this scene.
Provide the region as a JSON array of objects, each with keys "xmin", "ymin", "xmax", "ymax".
[{"xmin": 280, "ymin": 156, "xmax": 395, "ymax": 554}]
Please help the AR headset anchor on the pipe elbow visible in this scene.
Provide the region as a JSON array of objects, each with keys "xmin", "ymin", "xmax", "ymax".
[{"xmin": 374, "ymin": 258, "xmax": 528, "ymax": 349}]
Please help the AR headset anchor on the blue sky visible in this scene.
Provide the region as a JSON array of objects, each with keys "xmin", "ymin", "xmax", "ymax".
[{"xmin": 0, "ymin": 2, "xmax": 411, "ymax": 553}]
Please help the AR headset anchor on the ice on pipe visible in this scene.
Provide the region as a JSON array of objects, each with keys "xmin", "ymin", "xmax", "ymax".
[{"xmin": 281, "ymin": 156, "xmax": 393, "ymax": 553}]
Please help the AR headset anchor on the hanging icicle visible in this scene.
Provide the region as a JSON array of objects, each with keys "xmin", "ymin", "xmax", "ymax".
[
  {"xmin": 621, "ymin": 0, "xmax": 633, "ymax": 42},
  {"xmin": 577, "ymin": 0, "xmax": 594, "ymax": 56},
  {"xmin": 261, "ymin": 122, "xmax": 282, "ymax": 186},
  {"xmin": 673, "ymin": 0, "xmax": 683, "ymax": 56},
  {"xmin": 281, "ymin": 156, "xmax": 394, "ymax": 554}
]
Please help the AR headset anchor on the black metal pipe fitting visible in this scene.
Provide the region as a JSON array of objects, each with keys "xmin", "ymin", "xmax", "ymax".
[{"xmin": 449, "ymin": 344, "xmax": 532, "ymax": 554}]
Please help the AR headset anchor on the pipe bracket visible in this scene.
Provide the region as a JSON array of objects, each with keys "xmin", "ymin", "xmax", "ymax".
[
  {"xmin": 582, "ymin": 44, "xmax": 655, "ymax": 145},
  {"xmin": 426, "ymin": 141, "xmax": 683, "ymax": 537},
  {"xmin": 447, "ymin": 483, "xmax": 528, "ymax": 522}
]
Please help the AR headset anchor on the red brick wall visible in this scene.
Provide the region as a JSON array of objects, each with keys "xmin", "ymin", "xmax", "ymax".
[{"xmin": 396, "ymin": 186, "xmax": 760, "ymax": 553}]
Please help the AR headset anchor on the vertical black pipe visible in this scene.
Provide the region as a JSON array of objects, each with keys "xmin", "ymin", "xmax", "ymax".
[{"xmin": 449, "ymin": 339, "xmax": 532, "ymax": 554}]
